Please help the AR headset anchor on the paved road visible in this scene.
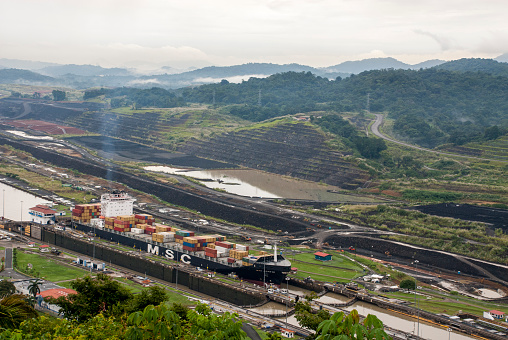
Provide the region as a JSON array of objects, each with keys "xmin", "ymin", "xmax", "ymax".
[
  {"xmin": 371, "ymin": 114, "xmax": 507, "ymax": 162},
  {"xmin": 0, "ymin": 245, "xmax": 31, "ymax": 279},
  {"xmin": 5, "ymin": 247, "xmax": 12, "ymax": 269}
]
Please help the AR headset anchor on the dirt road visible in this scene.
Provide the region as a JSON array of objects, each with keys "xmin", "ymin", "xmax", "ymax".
[{"xmin": 371, "ymin": 114, "xmax": 507, "ymax": 162}]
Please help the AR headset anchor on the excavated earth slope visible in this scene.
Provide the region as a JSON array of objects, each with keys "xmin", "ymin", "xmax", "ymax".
[
  {"xmin": 179, "ymin": 122, "xmax": 369, "ymax": 189},
  {"xmin": 2, "ymin": 100, "xmax": 369, "ymax": 189}
]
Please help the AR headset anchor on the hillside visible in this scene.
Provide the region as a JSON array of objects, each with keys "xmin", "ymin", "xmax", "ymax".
[
  {"xmin": 434, "ymin": 58, "xmax": 508, "ymax": 77},
  {"xmin": 0, "ymin": 69, "xmax": 55, "ymax": 85},
  {"xmin": 178, "ymin": 121, "xmax": 370, "ymax": 189},
  {"xmin": 440, "ymin": 134, "xmax": 508, "ymax": 162},
  {"xmin": 322, "ymin": 57, "xmax": 445, "ymax": 74},
  {"xmin": 39, "ymin": 64, "xmax": 133, "ymax": 77},
  {"xmin": 182, "ymin": 69, "xmax": 508, "ymax": 148}
]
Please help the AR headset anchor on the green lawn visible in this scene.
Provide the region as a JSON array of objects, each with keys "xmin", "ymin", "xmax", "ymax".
[
  {"xmin": 377, "ymin": 290, "xmax": 507, "ymax": 317},
  {"xmin": 286, "ymin": 251, "xmax": 364, "ymax": 282},
  {"xmin": 111, "ymin": 277, "xmax": 143, "ymax": 294},
  {"xmin": 15, "ymin": 251, "xmax": 91, "ymax": 282}
]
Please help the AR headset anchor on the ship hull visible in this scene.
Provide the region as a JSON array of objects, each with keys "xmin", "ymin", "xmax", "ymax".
[{"xmin": 70, "ymin": 222, "xmax": 290, "ymax": 284}]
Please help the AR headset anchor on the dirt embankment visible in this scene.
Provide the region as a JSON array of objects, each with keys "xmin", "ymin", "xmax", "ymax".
[
  {"xmin": 179, "ymin": 123, "xmax": 370, "ymax": 189},
  {"xmin": 0, "ymin": 136, "xmax": 311, "ymax": 233}
]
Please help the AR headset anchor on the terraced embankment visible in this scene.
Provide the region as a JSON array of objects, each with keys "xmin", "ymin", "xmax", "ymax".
[
  {"xmin": 0, "ymin": 135, "xmax": 312, "ymax": 233},
  {"xmin": 442, "ymin": 135, "xmax": 508, "ymax": 162},
  {"xmin": 2, "ymin": 100, "xmax": 370, "ymax": 190},
  {"xmin": 179, "ymin": 122, "xmax": 369, "ymax": 189}
]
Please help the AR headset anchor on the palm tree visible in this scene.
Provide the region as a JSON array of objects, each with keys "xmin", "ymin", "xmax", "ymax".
[
  {"xmin": 0, "ymin": 294, "xmax": 38, "ymax": 329},
  {"xmin": 26, "ymin": 279, "xmax": 43, "ymax": 307},
  {"xmin": 27, "ymin": 279, "xmax": 42, "ymax": 302}
]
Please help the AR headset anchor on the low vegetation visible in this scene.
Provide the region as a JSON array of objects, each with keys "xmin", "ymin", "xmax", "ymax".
[{"xmin": 321, "ymin": 205, "xmax": 508, "ymax": 264}]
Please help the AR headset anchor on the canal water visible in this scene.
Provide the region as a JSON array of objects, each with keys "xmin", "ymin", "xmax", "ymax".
[
  {"xmin": 145, "ymin": 166, "xmax": 380, "ymax": 202},
  {"xmin": 0, "ymin": 181, "xmax": 51, "ymax": 221},
  {"xmin": 250, "ymin": 291, "xmax": 476, "ymax": 340}
]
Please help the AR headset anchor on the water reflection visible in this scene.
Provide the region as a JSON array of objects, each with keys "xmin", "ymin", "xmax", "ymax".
[
  {"xmin": 251, "ymin": 298, "xmax": 476, "ymax": 339},
  {"xmin": 0, "ymin": 182, "xmax": 51, "ymax": 221},
  {"xmin": 344, "ymin": 301, "xmax": 475, "ymax": 340},
  {"xmin": 145, "ymin": 165, "xmax": 379, "ymax": 202}
]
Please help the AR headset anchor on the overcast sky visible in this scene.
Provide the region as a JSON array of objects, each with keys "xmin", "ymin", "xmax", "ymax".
[{"xmin": 1, "ymin": 0, "xmax": 507, "ymax": 69}]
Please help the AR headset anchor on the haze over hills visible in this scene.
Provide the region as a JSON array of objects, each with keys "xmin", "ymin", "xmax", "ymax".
[
  {"xmin": 0, "ymin": 55, "xmax": 507, "ymax": 89},
  {"xmin": 322, "ymin": 57, "xmax": 445, "ymax": 74},
  {"xmin": 434, "ymin": 58, "xmax": 508, "ymax": 78},
  {"xmin": 38, "ymin": 64, "xmax": 134, "ymax": 77}
]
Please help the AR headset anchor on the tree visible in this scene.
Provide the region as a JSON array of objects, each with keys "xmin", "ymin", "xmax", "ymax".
[
  {"xmin": 0, "ymin": 281, "xmax": 16, "ymax": 297},
  {"xmin": 316, "ymin": 310, "xmax": 391, "ymax": 340},
  {"xmin": 126, "ymin": 285, "xmax": 168, "ymax": 313},
  {"xmin": 0, "ymin": 294, "xmax": 38, "ymax": 329},
  {"xmin": 294, "ymin": 293, "xmax": 330, "ymax": 331},
  {"xmin": 0, "ymin": 303, "xmax": 247, "ymax": 339},
  {"xmin": 26, "ymin": 279, "xmax": 42, "ymax": 306},
  {"xmin": 399, "ymin": 279, "xmax": 416, "ymax": 290},
  {"xmin": 52, "ymin": 90, "xmax": 66, "ymax": 101},
  {"xmin": 48, "ymin": 273, "xmax": 132, "ymax": 321},
  {"xmin": 266, "ymin": 332, "xmax": 283, "ymax": 340}
]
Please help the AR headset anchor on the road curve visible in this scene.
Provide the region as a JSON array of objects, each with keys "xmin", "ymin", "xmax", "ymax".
[{"xmin": 371, "ymin": 114, "xmax": 507, "ymax": 162}]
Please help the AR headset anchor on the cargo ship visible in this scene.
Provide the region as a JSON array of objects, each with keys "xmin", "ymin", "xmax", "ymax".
[{"xmin": 70, "ymin": 192, "xmax": 291, "ymax": 285}]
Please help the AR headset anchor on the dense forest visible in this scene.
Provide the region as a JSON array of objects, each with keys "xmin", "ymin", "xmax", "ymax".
[
  {"xmin": 84, "ymin": 87, "xmax": 185, "ymax": 109},
  {"xmin": 182, "ymin": 69, "xmax": 508, "ymax": 148}
]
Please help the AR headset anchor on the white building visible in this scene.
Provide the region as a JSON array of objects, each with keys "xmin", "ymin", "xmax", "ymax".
[
  {"xmin": 101, "ymin": 191, "xmax": 134, "ymax": 217},
  {"xmin": 28, "ymin": 205, "xmax": 64, "ymax": 224}
]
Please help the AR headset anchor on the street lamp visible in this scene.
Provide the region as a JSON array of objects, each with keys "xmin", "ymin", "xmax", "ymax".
[
  {"xmin": 285, "ymin": 276, "xmax": 290, "ymax": 327},
  {"xmin": 414, "ymin": 260, "xmax": 420, "ymax": 338}
]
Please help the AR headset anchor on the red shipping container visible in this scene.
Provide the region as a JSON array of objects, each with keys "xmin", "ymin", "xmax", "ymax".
[
  {"xmin": 114, "ymin": 227, "xmax": 124, "ymax": 232},
  {"xmin": 227, "ymin": 258, "xmax": 235, "ymax": 264},
  {"xmin": 183, "ymin": 245, "xmax": 196, "ymax": 252},
  {"xmin": 216, "ymin": 241, "xmax": 233, "ymax": 249}
]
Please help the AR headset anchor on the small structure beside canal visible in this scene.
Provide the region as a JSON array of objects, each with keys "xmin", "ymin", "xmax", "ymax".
[{"xmin": 314, "ymin": 252, "xmax": 332, "ymax": 261}]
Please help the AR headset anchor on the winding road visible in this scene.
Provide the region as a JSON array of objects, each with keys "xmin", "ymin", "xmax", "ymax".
[{"xmin": 371, "ymin": 114, "xmax": 507, "ymax": 162}]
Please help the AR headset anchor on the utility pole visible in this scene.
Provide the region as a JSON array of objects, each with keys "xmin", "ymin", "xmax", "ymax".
[
  {"xmin": 414, "ymin": 260, "xmax": 420, "ymax": 338},
  {"xmin": 258, "ymin": 89, "xmax": 262, "ymax": 106}
]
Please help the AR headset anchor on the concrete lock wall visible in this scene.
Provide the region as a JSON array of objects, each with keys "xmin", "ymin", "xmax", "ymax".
[
  {"xmin": 325, "ymin": 234, "xmax": 508, "ymax": 282},
  {"xmin": 0, "ymin": 136, "xmax": 309, "ymax": 233},
  {"xmin": 41, "ymin": 229, "xmax": 263, "ymax": 305}
]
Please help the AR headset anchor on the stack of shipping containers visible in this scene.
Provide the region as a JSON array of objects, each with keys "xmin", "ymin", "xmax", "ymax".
[
  {"xmin": 72, "ymin": 204, "xmax": 101, "ymax": 223},
  {"xmin": 134, "ymin": 214, "xmax": 155, "ymax": 226},
  {"xmin": 113, "ymin": 215, "xmax": 135, "ymax": 232}
]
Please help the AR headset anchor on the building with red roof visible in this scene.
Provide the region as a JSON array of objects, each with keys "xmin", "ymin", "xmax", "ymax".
[
  {"xmin": 29, "ymin": 205, "xmax": 61, "ymax": 224},
  {"xmin": 39, "ymin": 288, "xmax": 77, "ymax": 299},
  {"xmin": 314, "ymin": 252, "xmax": 332, "ymax": 261},
  {"xmin": 38, "ymin": 288, "xmax": 77, "ymax": 313},
  {"xmin": 489, "ymin": 310, "xmax": 505, "ymax": 320}
]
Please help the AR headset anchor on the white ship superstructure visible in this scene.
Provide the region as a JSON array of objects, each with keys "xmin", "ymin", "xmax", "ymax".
[{"xmin": 101, "ymin": 191, "xmax": 135, "ymax": 217}]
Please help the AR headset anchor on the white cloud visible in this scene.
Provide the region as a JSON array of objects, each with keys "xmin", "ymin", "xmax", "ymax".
[{"xmin": 0, "ymin": 0, "xmax": 507, "ymax": 67}]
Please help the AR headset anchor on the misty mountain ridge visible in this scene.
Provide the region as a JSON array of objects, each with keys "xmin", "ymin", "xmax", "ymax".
[
  {"xmin": 0, "ymin": 56, "xmax": 507, "ymax": 89},
  {"xmin": 323, "ymin": 57, "xmax": 446, "ymax": 74},
  {"xmin": 495, "ymin": 53, "xmax": 508, "ymax": 63},
  {"xmin": 0, "ymin": 68, "xmax": 55, "ymax": 85},
  {"xmin": 0, "ymin": 58, "xmax": 59, "ymax": 70},
  {"xmin": 434, "ymin": 58, "xmax": 508, "ymax": 77},
  {"xmin": 38, "ymin": 64, "xmax": 134, "ymax": 77}
]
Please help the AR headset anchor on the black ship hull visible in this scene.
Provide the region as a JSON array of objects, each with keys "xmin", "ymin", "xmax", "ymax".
[{"xmin": 70, "ymin": 222, "xmax": 290, "ymax": 285}]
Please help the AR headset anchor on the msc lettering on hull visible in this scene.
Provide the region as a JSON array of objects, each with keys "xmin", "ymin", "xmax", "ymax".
[{"xmin": 147, "ymin": 245, "xmax": 190, "ymax": 264}]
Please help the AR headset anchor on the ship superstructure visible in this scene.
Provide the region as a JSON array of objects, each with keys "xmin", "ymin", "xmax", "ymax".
[{"xmin": 71, "ymin": 192, "xmax": 291, "ymax": 284}]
